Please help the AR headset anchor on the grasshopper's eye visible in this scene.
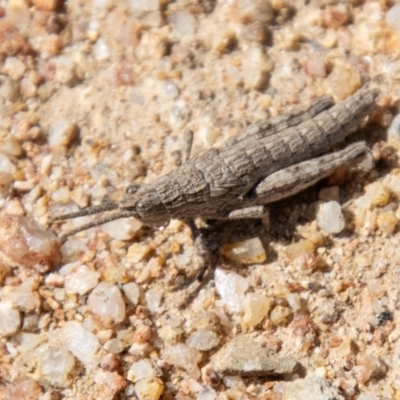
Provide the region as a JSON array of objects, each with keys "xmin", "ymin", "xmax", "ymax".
[{"xmin": 126, "ymin": 183, "xmax": 141, "ymax": 195}]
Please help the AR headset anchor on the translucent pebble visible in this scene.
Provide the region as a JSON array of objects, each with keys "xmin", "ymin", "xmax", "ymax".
[
  {"xmin": 123, "ymin": 282, "xmax": 140, "ymax": 305},
  {"xmin": 286, "ymin": 293, "xmax": 301, "ymax": 312},
  {"xmin": 13, "ymin": 332, "xmax": 42, "ymax": 352},
  {"xmin": 286, "ymin": 239, "xmax": 314, "ymax": 261},
  {"xmin": 48, "ymin": 119, "xmax": 77, "ymax": 150},
  {"xmin": 383, "ymin": 174, "xmax": 400, "ymax": 196},
  {"xmin": 316, "ymin": 201, "xmax": 345, "ymax": 234},
  {"xmin": 32, "ymin": 343, "xmax": 75, "ymax": 387},
  {"xmin": 0, "ymin": 301, "xmax": 20, "ymax": 337},
  {"xmin": 103, "ymin": 338, "xmax": 124, "ymax": 354},
  {"xmin": 87, "ymin": 282, "xmax": 126, "ymax": 327},
  {"xmin": 2, "ymin": 376, "xmax": 43, "ymax": 400},
  {"xmin": 62, "ymin": 264, "xmax": 100, "ymax": 295},
  {"xmin": 128, "ymin": 359, "xmax": 156, "ymax": 382},
  {"xmin": 102, "ymin": 217, "xmax": 143, "ymax": 240},
  {"xmin": 386, "ymin": 4, "xmax": 400, "ymax": 32},
  {"xmin": 0, "ymin": 215, "xmax": 61, "ymax": 273},
  {"xmin": 186, "ymin": 329, "xmax": 220, "ymax": 351},
  {"xmin": 0, "ymin": 77, "xmax": 20, "ymax": 101},
  {"xmin": 145, "ymin": 289, "xmax": 162, "ymax": 313},
  {"xmin": 377, "ymin": 211, "xmax": 398, "ymax": 234},
  {"xmin": 170, "ymin": 10, "xmax": 196, "ymax": 38},
  {"xmin": 134, "ymin": 378, "xmax": 164, "ymax": 400},
  {"xmin": 243, "ymin": 47, "xmax": 273, "ymax": 90},
  {"xmin": 221, "ymin": 237, "xmax": 266, "ymax": 264},
  {"xmin": 197, "ymin": 385, "xmax": 217, "ymax": 400},
  {"xmin": 0, "ymin": 136, "xmax": 22, "ymax": 156},
  {"xmin": 354, "ymin": 195, "xmax": 372, "ymax": 210},
  {"xmin": 0, "ymin": 153, "xmax": 16, "ymax": 174},
  {"xmin": 198, "ymin": 123, "xmax": 219, "ymax": 147},
  {"xmin": 270, "ymin": 305, "xmax": 291, "ymax": 326},
  {"xmin": 51, "ymin": 186, "xmax": 70, "ymax": 203},
  {"xmin": 162, "ymin": 343, "xmax": 202, "ymax": 378},
  {"xmin": 214, "ymin": 268, "xmax": 249, "ymax": 313},
  {"xmin": 2, "ymin": 57, "xmax": 26, "ymax": 80},
  {"xmin": 241, "ymin": 292, "xmax": 271, "ymax": 330},
  {"xmin": 62, "ymin": 321, "xmax": 101, "ymax": 366},
  {"xmin": 94, "ymin": 39, "xmax": 110, "ymax": 61},
  {"xmin": 163, "ymin": 80, "xmax": 179, "ymax": 99},
  {"xmin": 388, "ymin": 113, "xmax": 400, "ymax": 143},
  {"xmin": 365, "ymin": 182, "xmax": 390, "ymax": 206}
]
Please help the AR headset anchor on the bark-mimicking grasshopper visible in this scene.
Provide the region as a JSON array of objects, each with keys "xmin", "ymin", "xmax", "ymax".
[{"xmin": 52, "ymin": 85, "xmax": 378, "ymax": 275}]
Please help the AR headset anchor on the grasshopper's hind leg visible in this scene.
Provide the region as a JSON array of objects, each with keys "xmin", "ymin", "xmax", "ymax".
[{"xmin": 251, "ymin": 142, "xmax": 369, "ymax": 204}]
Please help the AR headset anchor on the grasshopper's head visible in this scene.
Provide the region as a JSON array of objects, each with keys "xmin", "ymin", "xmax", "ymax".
[{"xmin": 120, "ymin": 183, "xmax": 170, "ymax": 226}]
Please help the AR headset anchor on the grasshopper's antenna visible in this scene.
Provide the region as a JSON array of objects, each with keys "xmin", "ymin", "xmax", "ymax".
[
  {"xmin": 58, "ymin": 210, "xmax": 136, "ymax": 239},
  {"xmin": 50, "ymin": 202, "xmax": 119, "ymax": 223}
]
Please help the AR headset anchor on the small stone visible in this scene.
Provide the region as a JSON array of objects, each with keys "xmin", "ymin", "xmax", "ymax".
[
  {"xmin": 2, "ymin": 57, "xmax": 26, "ymax": 80},
  {"xmin": 322, "ymin": 6, "xmax": 349, "ymax": 29},
  {"xmin": 210, "ymin": 335, "xmax": 299, "ymax": 377},
  {"xmin": 48, "ymin": 119, "xmax": 77, "ymax": 151},
  {"xmin": 62, "ymin": 321, "xmax": 101, "ymax": 366},
  {"xmin": 126, "ymin": 243, "xmax": 152, "ymax": 264},
  {"xmin": 376, "ymin": 211, "xmax": 398, "ymax": 235},
  {"xmin": 101, "ymin": 353, "xmax": 121, "ymax": 372},
  {"xmin": 0, "ymin": 153, "xmax": 16, "ymax": 174},
  {"xmin": 286, "ymin": 293, "xmax": 301, "ymax": 312},
  {"xmin": 275, "ymin": 375, "xmax": 344, "ymax": 400},
  {"xmin": 128, "ymin": 359, "xmax": 156, "ymax": 382},
  {"xmin": 145, "ymin": 289, "xmax": 162, "ymax": 313},
  {"xmin": 123, "ymin": 282, "xmax": 140, "ymax": 305},
  {"xmin": 286, "ymin": 239, "xmax": 314, "ymax": 261},
  {"xmin": 214, "ymin": 268, "xmax": 249, "ymax": 313},
  {"xmin": 88, "ymin": 282, "xmax": 126, "ymax": 327},
  {"xmin": 0, "ymin": 301, "xmax": 20, "ymax": 337},
  {"xmin": 0, "ymin": 136, "xmax": 22, "ymax": 156},
  {"xmin": 61, "ymin": 263, "xmax": 100, "ymax": 295},
  {"xmin": 242, "ymin": 47, "xmax": 273, "ymax": 91},
  {"xmin": 162, "ymin": 343, "xmax": 202, "ymax": 378},
  {"xmin": 316, "ymin": 201, "xmax": 345, "ymax": 234},
  {"xmin": 221, "ymin": 237, "xmax": 266, "ymax": 264},
  {"xmin": 303, "ymin": 54, "xmax": 327, "ymax": 78},
  {"xmin": 186, "ymin": 329, "xmax": 220, "ymax": 351},
  {"xmin": 327, "ymin": 62, "xmax": 361, "ymax": 100},
  {"xmin": 365, "ymin": 182, "xmax": 391, "ymax": 207},
  {"xmin": 0, "ymin": 21, "xmax": 27, "ymax": 57},
  {"xmin": 383, "ymin": 174, "xmax": 400, "ymax": 196},
  {"xmin": 0, "ymin": 77, "xmax": 20, "ymax": 101},
  {"xmin": 103, "ymin": 338, "xmax": 124, "ymax": 354},
  {"xmin": 386, "ymin": 4, "xmax": 400, "ymax": 32},
  {"xmin": 241, "ymin": 292, "xmax": 271, "ymax": 330},
  {"xmin": 134, "ymin": 378, "xmax": 164, "ymax": 400},
  {"xmin": 94, "ymin": 39, "xmax": 110, "ymax": 61},
  {"xmin": 92, "ymin": 370, "xmax": 127, "ymax": 399},
  {"xmin": 170, "ymin": 10, "xmax": 196, "ymax": 38},
  {"xmin": 0, "ymin": 172, "xmax": 13, "ymax": 198},
  {"xmin": 102, "ymin": 217, "xmax": 143, "ymax": 240},
  {"xmin": 270, "ymin": 305, "xmax": 291, "ymax": 326},
  {"xmin": 133, "ymin": 325, "xmax": 152, "ymax": 343},
  {"xmin": 197, "ymin": 385, "xmax": 217, "ymax": 400},
  {"xmin": 357, "ymin": 355, "xmax": 388, "ymax": 385},
  {"xmin": 51, "ymin": 187, "xmax": 70, "ymax": 203},
  {"xmin": 0, "ymin": 215, "xmax": 61, "ymax": 273},
  {"xmin": 387, "ymin": 114, "xmax": 400, "ymax": 143},
  {"xmin": 2, "ymin": 376, "xmax": 43, "ymax": 400},
  {"xmin": 128, "ymin": 0, "xmax": 160, "ymax": 12}
]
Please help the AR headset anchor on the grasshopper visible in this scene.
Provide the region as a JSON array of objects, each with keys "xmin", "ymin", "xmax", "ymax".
[{"xmin": 52, "ymin": 85, "xmax": 378, "ymax": 270}]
